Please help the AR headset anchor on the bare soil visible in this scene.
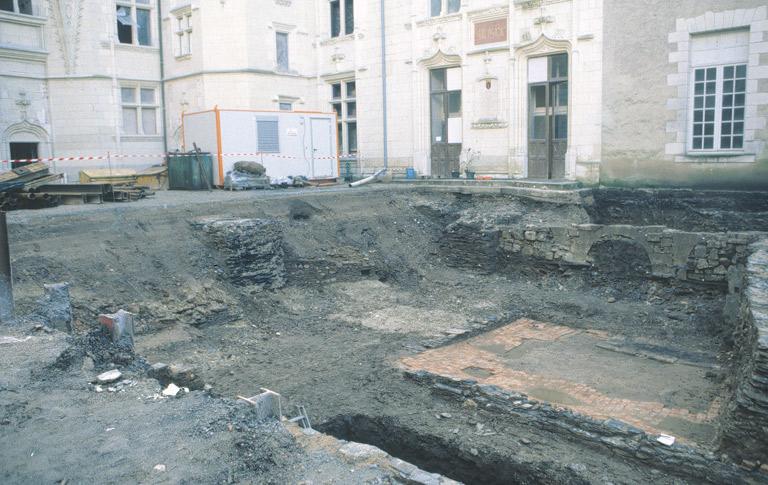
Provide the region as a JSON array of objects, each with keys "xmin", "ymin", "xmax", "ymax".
[{"xmin": 0, "ymin": 187, "xmax": 743, "ymax": 484}]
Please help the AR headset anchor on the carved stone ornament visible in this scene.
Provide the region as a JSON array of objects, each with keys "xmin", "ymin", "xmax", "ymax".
[{"xmin": 50, "ymin": 0, "xmax": 83, "ymax": 75}]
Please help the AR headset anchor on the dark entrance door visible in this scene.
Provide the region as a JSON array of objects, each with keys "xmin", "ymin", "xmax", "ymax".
[
  {"xmin": 528, "ymin": 53, "xmax": 568, "ymax": 179},
  {"xmin": 430, "ymin": 67, "xmax": 462, "ymax": 178},
  {"xmin": 10, "ymin": 142, "xmax": 38, "ymax": 169}
]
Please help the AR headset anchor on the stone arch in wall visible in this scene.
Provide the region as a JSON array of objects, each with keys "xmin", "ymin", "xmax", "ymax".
[
  {"xmin": 1, "ymin": 121, "xmax": 51, "ymax": 165},
  {"xmin": 586, "ymin": 237, "xmax": 653, "ymax": 278}
]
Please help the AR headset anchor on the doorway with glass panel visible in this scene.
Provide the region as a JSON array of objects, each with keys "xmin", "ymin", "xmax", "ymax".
[
  {"xmin": 527, "ymin": 53, "xmax": 568, "ymax": 179},
  {"xmin": 430, "ymin": 67, "xmax": 462, "ymax": 178}
]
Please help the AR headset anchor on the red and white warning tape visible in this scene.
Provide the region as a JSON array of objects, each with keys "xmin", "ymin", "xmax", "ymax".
[{"xmin": 0, "ymin": 151, "xmax": 354, "ymax": 169}]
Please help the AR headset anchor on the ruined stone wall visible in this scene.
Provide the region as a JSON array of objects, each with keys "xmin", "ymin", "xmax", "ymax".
[
  {"xmin": 439, "ymin": 222, "xmax": 500, "ymax": 273},
  {"xmin": 498, "ymin": 224, "xmax": 762, "ymax": 283},
  {"xmin": 719, "ymin": 240, "xmax": 768, "ymax": 465},
  {"xmin": 199, "ymin": 218, "xmax": 286, "ymax": 290},
  {"xmin": 685, "ymin": 236, "xmax": 755, "ymax": 284}
]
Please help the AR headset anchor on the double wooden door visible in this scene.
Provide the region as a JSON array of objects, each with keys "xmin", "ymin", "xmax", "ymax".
[{"xmin": 528, "ymin": 53, "xmax": 568, "ymax": 180}]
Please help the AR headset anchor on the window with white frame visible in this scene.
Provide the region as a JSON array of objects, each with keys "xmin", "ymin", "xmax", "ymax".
[
  {"xmin": 276, "ymin": 31, "xmax": 289, "ymax": 72},
  {"xmin": 690, "ymin": 64, "xmax": 747, "ymax": 151},
  {"xmin": 688, "ymin": 29, "xmax": 749, "ymax": 153},
  {"xmin": 430, "ymin": 0, "xmax": 460, "ymax": 17},
  {"xmin": 0, "ymin": 0, "xmax": 33, "ymax": 15},
  {"xmin": 330, "ymin": 0, "xmax": 354, "ymax": 38},
  {"xmin": 174, "ymin": 10, "xmax": 192, "ymax": 57},
  {"xmin": 121, "ymin": 86, "xmax": 159, "ymax": 135},
  {"xmin": 330, "ymin": 80, "xmax": 357, "ymax": 154},
  {"xmin": 279, "ymin": 102, "xmax": 292, "ymax": 111},
  {"xmin": 116, "ymin": 0, "xmax": 152, "ymax": 46}
]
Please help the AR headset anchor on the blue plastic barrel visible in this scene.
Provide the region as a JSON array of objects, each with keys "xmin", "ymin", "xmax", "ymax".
[{"xmin": 406, "ymin": 168, "xmax": 416, "ymax": 179}]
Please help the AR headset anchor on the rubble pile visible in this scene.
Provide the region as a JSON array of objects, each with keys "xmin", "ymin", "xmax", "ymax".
[{"xmin": 141, "ymin": 282, "xmax": 241, "ymax": 326}]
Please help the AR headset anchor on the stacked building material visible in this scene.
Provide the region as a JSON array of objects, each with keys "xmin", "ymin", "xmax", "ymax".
[{"xmin": 0, "ymin": 162, "xmax": 155, "ymax": 211}]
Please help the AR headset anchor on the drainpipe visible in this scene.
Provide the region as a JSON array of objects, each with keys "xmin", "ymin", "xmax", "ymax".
[
  {"xmin": 157, "ymin": 1, "xmax": 169, "ymax": 155},
  {"xmin": 380, "ymin": 0, "xmax": 388, "ymax": 170},
  {"xmin": 0, "ymin": 212, "xmax": 13, "ymax": 323}
]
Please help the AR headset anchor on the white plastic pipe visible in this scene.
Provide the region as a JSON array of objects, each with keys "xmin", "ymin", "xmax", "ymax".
[{"xmin": 349, "ymin": 169, "xmax": 387, "ymax": 188}]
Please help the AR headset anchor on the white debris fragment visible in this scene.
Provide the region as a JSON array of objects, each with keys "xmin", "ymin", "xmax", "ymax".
[
  {"xmin": 94, "ymin": 385, "xmax": 103, "ymax": 393},
  {"xmin": 0, "ymin": 336, "xmax": 31, "ymax": 345},
  {"xmin": 657, "ymin": 434, "xmax": 676, "ymax": 446},
  {"xmin": 153, "ymin": 464, "xmax": 166, "ymax": 472},
  {"xmin": 339, "ymin": 442, "xmax": 387, "ymax": 460},
  {"xmin": 162, "ymin": 383, "xmax": 181, "ymax": 397},
  {"xmin": 96, "ymin": 370, "xmax": 122, "ymax": 384}
]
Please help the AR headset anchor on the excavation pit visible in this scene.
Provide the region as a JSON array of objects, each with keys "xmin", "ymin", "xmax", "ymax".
[{"xmin": 4, "ymin": 186, "xmax": 768, "ymax": 483}]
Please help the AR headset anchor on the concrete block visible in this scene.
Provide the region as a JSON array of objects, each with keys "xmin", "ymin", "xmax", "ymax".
[{"xmin": 239, "ymin": 389, "xmax": 282, "ymax": 421}]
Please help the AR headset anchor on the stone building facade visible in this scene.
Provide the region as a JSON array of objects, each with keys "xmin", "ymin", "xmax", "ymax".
[
  {"xmin": 0, "ymin": 0, "xmax": 766, "ymax": 187},
  {"xmin": 602, "ymin": 1, "xmax": 768, "ymax": 188},
  {"xmin": 1, "ymin": 0, "xmax": 164, "ymax": 178}
]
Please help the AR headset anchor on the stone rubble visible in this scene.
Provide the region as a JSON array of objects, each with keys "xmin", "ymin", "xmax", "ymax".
[
  {"xmin": 406, "ymin": 369, "xmax": 750, "ymax": 483},
  {"xmin": 95, "ymin": 370, "xmax": 122, "ymax": 384}
]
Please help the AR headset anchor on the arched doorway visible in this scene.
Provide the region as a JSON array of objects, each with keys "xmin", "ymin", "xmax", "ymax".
[{"xmin": 2, "ymin": 121, "xmax": 50, "ymax": 169}]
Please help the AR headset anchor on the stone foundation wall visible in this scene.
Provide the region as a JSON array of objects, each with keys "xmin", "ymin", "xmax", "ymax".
[
  {"xmin": 405, "ymin": 370, "xmax": 749, "ymax": 483},
  {"xmin": 498, "ymin": 224, "xmax": 761, "ymax": 283},
  {"xmin": 719, "ymin": 240, "xmax": 768, "ymax": 465}
]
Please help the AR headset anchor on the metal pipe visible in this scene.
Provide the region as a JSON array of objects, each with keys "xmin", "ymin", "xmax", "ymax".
[
  {"xmin": 157, "ymin": 0, "xmax": 169, "ymax": 156},
  {"xmin": 0, "ymin": 212, "xmax": 14, "ymax": 322},
  {"xmin": 380, "ymin": 0, "xmax": 388, "ymax": 170}
]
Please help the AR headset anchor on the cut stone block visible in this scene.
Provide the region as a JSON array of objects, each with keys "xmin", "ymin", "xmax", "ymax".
[{"xmin": 99, "ymin": 310, "xmax": 135, "ymax": 347}]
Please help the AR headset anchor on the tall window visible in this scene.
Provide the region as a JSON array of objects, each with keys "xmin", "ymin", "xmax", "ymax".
[
  {"xmin": 117, "ymin": 0, "xmax": 152, "ymax": 46},
  {"xmin": 330, "ymin": 0, "xmax": 354, "ymax": 38},
  {"xmin": 174, "ymin": 11, "xmax": 192, "ymax": 57},
  {"xmin": 121, "ymin": 86, "xmax": 158, "ymax": 135},
  {"xmin": 690, "ymin": 64, "xmax": 747, "ymax": 151},
  {"xmin": 330, "ymin": 80, "xmax": 357, "ymax": 154},
  {"xmin": 276, "ymin": 32, "xmax": 289, "ymax": 72},
  {"xmin": 430, "ymin": 0, "xmax": 460, "ymax": 17},
  {"xmin": 0, "ymin": 0, "xmax": 33, "ymax": 15}
]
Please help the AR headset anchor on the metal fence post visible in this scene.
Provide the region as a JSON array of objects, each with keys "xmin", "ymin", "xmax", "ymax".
[{"xmin": 0, "ymin": 211, "xmax": 13, "ymax": 322}]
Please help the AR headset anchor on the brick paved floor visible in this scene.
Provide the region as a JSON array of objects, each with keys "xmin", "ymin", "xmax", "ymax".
[{"xmin": 401, "ymin": 319, "xmax": 722, "ymax": 443}]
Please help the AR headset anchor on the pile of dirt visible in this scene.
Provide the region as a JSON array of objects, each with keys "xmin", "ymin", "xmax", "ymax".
[{"xmin": 48, "ymin": 328, "xmax": 148, "ymax": 373}]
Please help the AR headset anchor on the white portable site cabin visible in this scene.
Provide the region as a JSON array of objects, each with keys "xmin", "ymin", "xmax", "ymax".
[{"xmin": 182, "ymin": 108, "xmax": 339, "ymax": 186}]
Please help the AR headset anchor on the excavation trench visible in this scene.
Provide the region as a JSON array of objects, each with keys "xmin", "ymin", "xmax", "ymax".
[{"xmin": 317, "ymin": 414, "xmax": 582, "ymax": 485}]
